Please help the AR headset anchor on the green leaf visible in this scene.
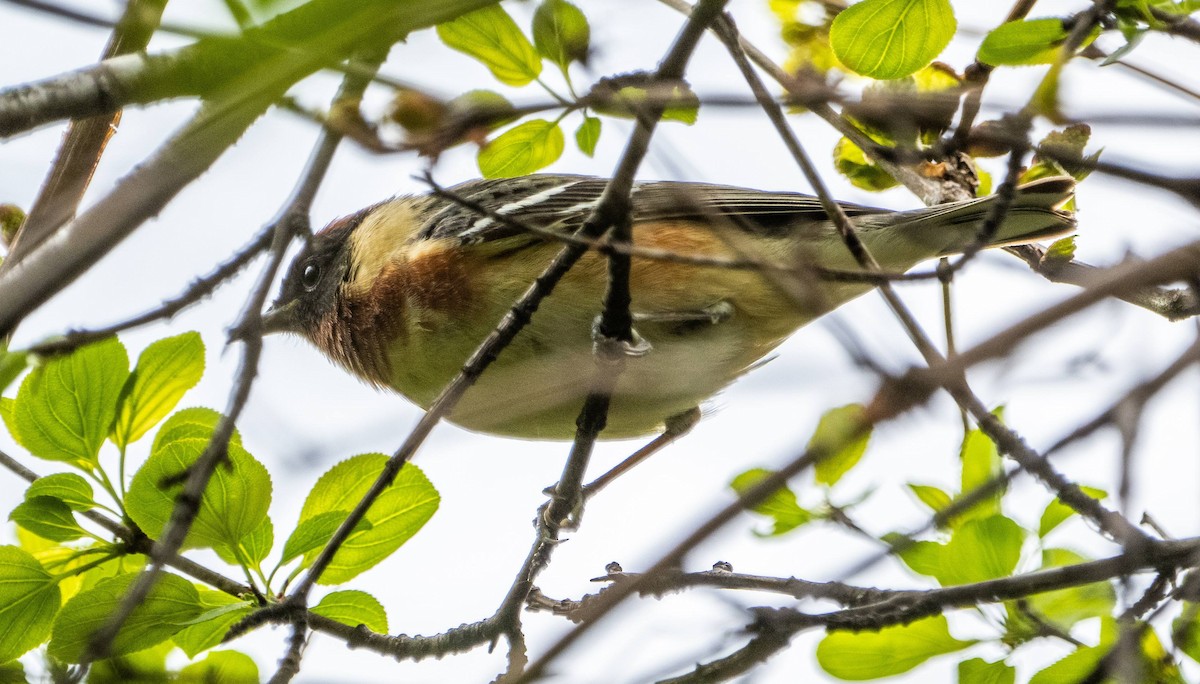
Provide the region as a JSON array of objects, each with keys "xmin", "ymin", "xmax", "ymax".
[
  {"xmin": 533, "ymin": 0, "xmax": 590, "ymax": 71},
  {"xmin": 10, "ymin": 337, "xmax": 129, "ymax": 468},
  {"xmin": 151, "ymin": 407, "xmax": 242, "ymax": 454},
  {"xmin": 730, "ymin": 468, "xmax": 811, "ymax": 536},
  {"xmin": 446, "ymin": 89, "xmax": 518, "ymax": 130},
  {"xmin": 0, "ymin": 546, "xmax": 61, "ymax": 663},
  {"xmin": 298, "ymin": 454, "xmax": 439, "ymax": 585},
  {"xmin": 898, "ymin": 515, "xmax": 1024, "ymax": 586},
  {"xmin": 112, "ymin": 332, "xmax": 205, "ymax": 449},
  {"xmin": 26, "ymin": 472, "xmax": 95, "ymax": 511},
  {"xmin": 977, "ymin": 168, "xmax": 993, "ymax": 196},
  {"xmin": 978, "ymin": 18, "xmax": 1069, "ymax": 66},
  {"xmin": 958, "ymin": 417, "xmax": 1004, "ymax": 523},
  {"xmin": 833, "ymin": 137, "xmax": 899, "ymax": 191},
  {"xmin": 48, "ymin": 571, "xmax": 202, "ymax": 663},
  {"xmin": 437, "ymin": 5, "xmax": 543, "ymax": 86},
  {"xmin": 575, "ymin": 115, "xmax": 601, "ymax": 157},
  {"xmin": 71, "ymin": 554, "xmax": 146, "ymax": 603},
  {"xmin": 214, "ymin": 517, "xmax": 274, "ymax": 568},
  {"xmin": 10, "ymin": 496, "xmax": 87, "ymax": 542},
  {"xmin": 1026, "ymin": 124, "xmax": 1096, "ymax": 185},
  {"xmin": 0, "ymin": 661, "xmax": 26, "ymax": 684},
  {"xmin": 907, "ymin": 484, "xmax": 951, "ymax": 515},
  {"xmin": 1023, "ymin": 548, "xmax": 1115, "ymax": 632},
  {"xmin": 178, "ymin": 650, "xmax": 259, "ymax": 684},
  {"xmin": 172, "ymin": 589, "xmax": 253, "ymax": 658},
  {"xmin": 1038, "ymin": 486, "xmax": 1106, "ymax": 537},
  {"xmin": 280, "ymin": 510, "xmax": 372, "ymax": 567},
  {"xmin": 1031, "ymin": 61, "xmax": 1065, "ymax": 123},
  {"xmin": 1040, "ymin": 236, "xmax": 1077, "ymax": 272},
  {"xmin": 0, "ymin": 338, "xmax": 28, "ymax": 393},
  {"xmin": 478, "ymin": 119, "xmax": 565, "ymax": 178},
  {"xmin": 0, "ymin": 398, "xmax": 13, "ymax": 437},
  {"xmin": 1029, "ymin": 617, "xmax": 1117, "ymax": 684},
  {"xmin": 959, "ymin": 657, "xmax": 1015, "ymax": 684},
  {"xmin": 1173, "ymin": 602, "xmax": 1200, "ymax": 664},
  {"xmin": 126, "ymin": 429, "xmax": 271, "ymax": 551},
  {"xmin": 312, "ymin": 590, "xmax": 388, "ymax": 633},
  {"xmin": 88, "ymin": 640, "xmax": 171, "ymax": 684},
  {"xmin": 816, "ymin": 614, "xmax": 973, "ymax": 679},
  {"xmin": 811, "ymin": 404, "xmax": 871, "ymax": 486},
  {"xmin": 830, "ymin": 0, "xmax": 956, "ymax": 79},
  {"xmin": 946, "ymin": 515, "xmax": 1024, "ymax": 583}
]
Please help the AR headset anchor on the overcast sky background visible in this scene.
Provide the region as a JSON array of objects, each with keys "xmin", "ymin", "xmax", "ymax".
[{"xmin": 3, "ymin": 0, "xmax": 1200, "ymax": 681}]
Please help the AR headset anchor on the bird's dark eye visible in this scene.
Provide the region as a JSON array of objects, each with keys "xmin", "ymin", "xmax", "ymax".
[{"xmin": 301, "ymin": 262, "xmax": 321, "ymax": 290}]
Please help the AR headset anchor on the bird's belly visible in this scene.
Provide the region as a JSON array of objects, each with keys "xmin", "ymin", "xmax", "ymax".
[{"xmin": 386, "ymin": 309, "xmax": 789, "ymax": 440}]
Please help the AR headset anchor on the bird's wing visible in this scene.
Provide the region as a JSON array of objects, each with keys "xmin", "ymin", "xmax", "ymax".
[{"xmin": 421, "ymin": 175, "xmax": 890, "ymax": 245}]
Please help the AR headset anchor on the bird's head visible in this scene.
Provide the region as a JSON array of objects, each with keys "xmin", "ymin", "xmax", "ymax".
[{"xmin": 262, "ymin": 210, "xmax": 367, "ymax": 339}]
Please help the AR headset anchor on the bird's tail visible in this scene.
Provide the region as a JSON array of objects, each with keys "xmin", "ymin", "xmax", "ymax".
[{"xmin": 887, "ymin": 176, "xmax": 1076, "ymax": 257}]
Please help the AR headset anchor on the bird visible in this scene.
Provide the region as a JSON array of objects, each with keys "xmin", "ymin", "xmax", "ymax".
[{"xmin": 262, "ymin": 174, "xmax": 1075, "ymax": 440}]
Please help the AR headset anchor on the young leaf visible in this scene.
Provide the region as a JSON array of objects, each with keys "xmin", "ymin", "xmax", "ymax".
[
  {"xmin": 89, "ymin": 640, "xmax": 171, "ymax": 683},
  {"xmin": 112, "ymin": 332, "xmax": 205, "ymax": 448},
  {"xmin": 907, "ymin": 484, "xmax": 951, "ymax": 516},
  {"xmin": 833, "ymin": 137, "xmax": 899, "ymax": 191},
  {"xmin": 214, "ymin": 517, "xmax": 274, "ymax": 568},
  {"xmin": 959, "ymin": 418, "xmax": 1004, "ymax": 522},
  {"xmin": 0, "ymin": 546, "xmax": 61, "ymax": 663},
  {"xmin": 575, "ymin": 115, "xmax": 601, "ymax": 157},
  {"xmin": 1025, "ymin": 124, "xmax": 1096, "ymax": 184},
  {"xmin": 959, "ymin": 657, "xmax": 1015, "ymax": 684},
  {"xmin": 0, "ymin": 661, "xmax": 25, "ymax": 683},
  {"xmin": 899, "ymin": 515, "xmax": 1024, "ymax": 586},
  {"xmin": 172, "ymin": 589, "xmax": 253, "ymax": 658},
  {"xmin": 1173, "ymin": 602, "xmax": 1200, "ymax": 664},
  {"xmin": 478, "ymin": 119, "xmax": 565, "ymax": 178},
  {"xmin": 437, "ymin": 5, "xmax": 543, "ymax": 86},
  {"xmin": 1031, "ymin": 61, "xmax": 1065, "ymax": 123},
  {"xmin": 1023, "ymin": 548, "xmax": 1115, "ymax": 631},
  {"xmin": 1039, "ymin": 236, "xmax": 1077, "ymax": 272},
  {"xmin": 312, "ymin": 590, "xmax": 389, "ymax": 633},
  {"xmin": 298, "ymin": 454, "xmax": 439, "ymax": 584},
  {"xmin": 48, "ymin": 571, "xmax": 202, "ymax": 663},
  {"xmin": 26, "ymin": 472, "xmax": 95, "ymax": 512},
  {"xmin": 811, "ymin": 404, "xmax": 871, "ymax": 487},
  {"xmin": 10, "ymin": 496, "xmax": 87, "ymax": 542},
  {"xmin": 978, "ymin": 18, "xmax": 1069, "ymax": 66},
  {"xmin": 1029, "ymin": 617, "xmax": 1117, "ymax": 684},
  {"xmin": 178, "ymin": 650, "xmax": 259, "ymax": 683},
  {"xmin": 1038, "ymin": 485, "xmax": 1106, "ymax": 537},
  {"xmin": 280, "ymin": 510, "xmax": 372, "ymax": 567},
  {"xmin": 126, "ymin": 434, "xmax": 271, "ymax": 551},
  {"xmin": 10, "ymin": 337, "xmax": 129, "ymax": 469},
  {"xmin": 0, "ymin": 338, "xmax": 27, "ymax": 393},
  {"xmin": 730, "ymin": 468, "xmax": 811, "ymax": 536},
  {"xmin": 830, "ymin": 0, "xmax": 956, "ymax": 79},
  {"xmin": 533, "ymin": 0, "xmax": 590, "ymax": 71},
  {"xmin": 151, "ymin": 407, "xmax": 243, "ymax": 454},
  {"xmin": 816, "ymin": 614, "xmax": 973, "ymax": 679},
  {"xmin": 942, "ymin": 515, "xmax": 1024, "ymax": 584}
]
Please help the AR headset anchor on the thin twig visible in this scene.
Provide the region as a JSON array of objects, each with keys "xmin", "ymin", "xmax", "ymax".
[{"xmin": 2, "ymin": 0, "xmax": 167, "ymax": 270}]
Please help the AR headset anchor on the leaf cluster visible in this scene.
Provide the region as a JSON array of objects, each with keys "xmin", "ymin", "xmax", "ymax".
[{"xmin": 0, "ymin": 334, "xmax": 437, "ymax": 674}]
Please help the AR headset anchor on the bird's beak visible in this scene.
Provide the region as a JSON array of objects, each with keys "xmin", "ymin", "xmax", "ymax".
[{"xmin": 260, "ymin": 300, "xmax": 300, "ymax": 336}]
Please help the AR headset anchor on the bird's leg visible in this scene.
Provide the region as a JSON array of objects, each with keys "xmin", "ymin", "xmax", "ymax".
[{"xmin": 582, "ymin": 406, "xmax": 702, "ymax": 500}]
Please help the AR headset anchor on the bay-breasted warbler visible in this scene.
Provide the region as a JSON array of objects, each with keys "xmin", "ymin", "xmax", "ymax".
[{"xmin": 263, "ymin": 174, "xmax": 1075, "ymax": 439}]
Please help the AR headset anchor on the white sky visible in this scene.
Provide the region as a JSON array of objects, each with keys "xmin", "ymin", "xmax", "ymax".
[{"xmin": 3, "ymin": 0, "xmax": 1200, "ymax": 682}]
